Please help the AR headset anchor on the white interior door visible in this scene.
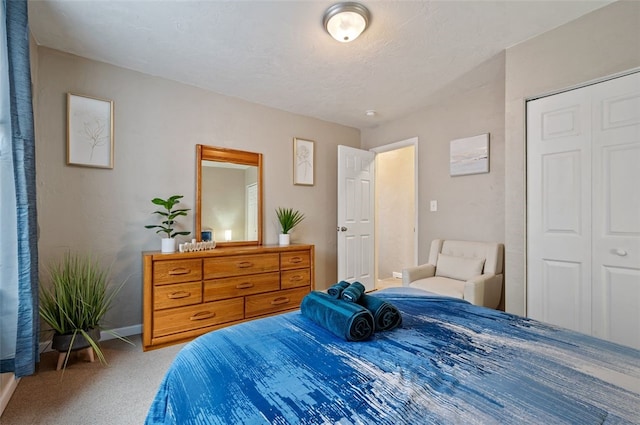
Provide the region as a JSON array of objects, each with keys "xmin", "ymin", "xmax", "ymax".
[
  {"xmin": 527, "ymin": 71, "xmax": 640, "ymax": 349},
  {"xmin": 590, "ymin": 73, "xmax": 640, "ymax": 348},
  {"xmin": 338, "ymin": 145, "xmax": 375, "ymax": 291}
]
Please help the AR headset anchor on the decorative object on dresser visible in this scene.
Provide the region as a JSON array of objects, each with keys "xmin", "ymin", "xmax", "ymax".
[
  {"xmin": 145, "ymin": 195, "xmax": 191, "ymax": 253},
  {"xmin": 142, "ymin": 244, "xmax": 315, "ymax": 350},
  {"xmin": 275, "ymin": 207, "xmax": 305, "ymax": 246},
  {"xmin": 179, "ymin": 239, "xmax": 216, "ymax": 253},
  {"xmin": 39, "ymin": 252, "xmax": 130, "ymax": 371}
]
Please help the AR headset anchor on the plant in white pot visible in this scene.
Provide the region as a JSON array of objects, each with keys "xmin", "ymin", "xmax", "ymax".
[
  {"xmin": 145, "ymin": 195, "xmax": 191, "ymax": 253},
  {"xmin": 276, "ymin": 207, "xmax": 305, "ymax": 246},
  {"xmin": 39, "ymin": 252, "xmax": 130, "ymax": 372}
]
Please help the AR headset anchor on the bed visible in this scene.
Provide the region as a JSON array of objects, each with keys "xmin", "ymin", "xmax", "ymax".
[{"xmin": 145, "ymin": 287, "xmax": 640, "ymax": 424}]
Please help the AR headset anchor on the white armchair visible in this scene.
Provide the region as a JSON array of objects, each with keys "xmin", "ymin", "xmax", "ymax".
[{"xmin": 402, "ymin": 239, "xmax": 504, "ymax": 309}]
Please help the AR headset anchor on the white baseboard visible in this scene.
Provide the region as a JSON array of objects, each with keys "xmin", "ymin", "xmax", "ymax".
[
  {"xmin": 100, "ymin": 324, "xmax": 142, "ymax": 341},
  {"xmin": 40, "ymin": 324, "xmax": 143, "ymax": 353},
  {"xmin": 0, "ymin": 373, "xmax": 19, "ymax": 418},
  {"xmin": 39, "ymin": 340, "xmax": 51, "ymax": 353}
]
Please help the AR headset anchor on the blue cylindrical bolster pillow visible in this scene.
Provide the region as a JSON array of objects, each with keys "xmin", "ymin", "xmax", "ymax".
[
  {"xmin": 301, "ymin": 291, "xmax": 374, "ymax": 341},
  {"xmin": 327, "ymin": 280, "xmax": 350, "ymax": 298},
  {"xmin": 341, "ymin": 281, "xmax": 365, "ymax": 302},
  {"xmin": 358, "ymin": 294, "xmax": 402, "ymax": 331}
]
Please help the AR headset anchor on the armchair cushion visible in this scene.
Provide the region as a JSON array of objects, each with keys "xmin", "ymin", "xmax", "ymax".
[
  {"xmin": 409, "ymin": 276, "xmax": 465, "ymax": 299},
  {"xmin": 434, "ymin": 254, "xmax": 485, "ymax": 281},
  {"xmin": 402, "ymin": 239, "xmax": 504, "ymax": 309}
]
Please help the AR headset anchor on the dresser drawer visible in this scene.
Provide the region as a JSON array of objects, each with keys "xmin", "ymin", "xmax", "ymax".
[
  {"xmin": 204, "ymin": 254, "xmax": 279, "ymax": 279},
  {"xmin": 153, "ymin": 259, "xmax": 202, "ymax": 285},
  {"xmin": 245, "ymin": 287, "xmax": 310, "ymax": 318},
  {"xmin": 153, "ymin": 298, "xmax": 244, "ymax": 338},
  {"xmin": 281, "ymin": 269, "xmax": 311, "ymax": 289},
  {"xmin": 154, "ymin": 282, "xmax": 202, "ymax": 310},
  {"xmin": 204, "ymin": 272, "xmax": 280, "ymax": 301},
  {"xmin": 280, "ymin": 251, "xmax": 311, "ymax": 270}
]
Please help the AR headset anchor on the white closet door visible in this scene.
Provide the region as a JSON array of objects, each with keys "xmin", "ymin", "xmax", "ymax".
[
  {"xmin": 527, "ymin": 71, "xmax": 640, "ymax": 349},
  {"xmin": 527, "ymin": 87, "xmax": 592, "ymax": 334},
  {"xmin": 591, "ymin": 73, "xmax": 640, "ymax": 349}
]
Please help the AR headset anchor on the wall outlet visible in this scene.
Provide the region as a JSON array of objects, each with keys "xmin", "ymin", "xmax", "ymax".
[{"xmin": 430, "ymin": 200, "xmax": 438, "ymax": 212}]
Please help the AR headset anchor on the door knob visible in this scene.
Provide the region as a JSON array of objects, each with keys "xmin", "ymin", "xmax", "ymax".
[{"xmin": 337, "ymin": 226, "xmax": 348, "ymax": 232}]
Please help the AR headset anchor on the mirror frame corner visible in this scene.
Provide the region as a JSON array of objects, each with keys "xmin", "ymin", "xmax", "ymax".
[{"xmin": 196, "ymin": 144, "xmax": 263, "ymax": 247}]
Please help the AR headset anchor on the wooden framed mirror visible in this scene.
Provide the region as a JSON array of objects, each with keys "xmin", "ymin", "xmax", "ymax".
[{"xmin": 196, "ymin": 145, "xmax": 263, "ymax": 246}]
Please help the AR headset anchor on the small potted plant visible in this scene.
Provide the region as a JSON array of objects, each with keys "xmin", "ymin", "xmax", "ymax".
[
  {"xmin": 276, "ymin": 207, "xmax": 305, "ymax": 246},
  {"xmin": 145, "ymin": 195, "xmax": 191, "ymax": 253},
  {"xmin": 39, "ymin": 252, "xmax": 130, "ymax": 372}
]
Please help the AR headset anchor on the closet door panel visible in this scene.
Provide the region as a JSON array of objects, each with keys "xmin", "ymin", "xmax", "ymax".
[
  {"xmin": 591, "ymin": 72, "xmax": 640, "ymax": 349},
  {"xmin": 526, "ymin": 87, "xmax": 592, "ymax": 333}
]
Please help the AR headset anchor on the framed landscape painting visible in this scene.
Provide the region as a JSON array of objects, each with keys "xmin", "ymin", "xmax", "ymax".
[{"xmin": 450, "ymin": 133, "xmax": 489, "ymax": 176}]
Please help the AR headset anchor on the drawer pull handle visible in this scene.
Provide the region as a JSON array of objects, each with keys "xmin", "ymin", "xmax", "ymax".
[
  {"xmin": 167, "ymin": 291, "xmax": 191, "ymax": 299},
  {"xmin": 237, "ymin": 261, "xmax": 254, "ymax": 268},
  {"xmin": 289, "ymin": 257, "xmax": 303, "ymax": 263},
  {"xmin": 190, "ymin": 311, "xmax": 215, "ymax": 321},
  {"xmin": 289, "ymin": 275, "xmax": 303, "ymax": 282},
  {"xmin": 168, "ymin": 268, "xmax": 191, "ymax": 276},
  {"xmin": 236, "ymin": 282, "xmax": 254, "ymax": 289},
  {"xmin": 271, "ymin": 297, "xmax": 290, "ymax": 306}
]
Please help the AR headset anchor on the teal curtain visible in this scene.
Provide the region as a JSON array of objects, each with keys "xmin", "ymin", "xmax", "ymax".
[{"xmin": 0, "ymin": 0, "xmax": 39, "ymax": 377}]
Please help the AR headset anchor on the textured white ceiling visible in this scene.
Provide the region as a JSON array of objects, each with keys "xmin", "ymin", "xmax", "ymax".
[{"xmin": 27, "ymin": 0, "xmax": 613, "ymax": 130}]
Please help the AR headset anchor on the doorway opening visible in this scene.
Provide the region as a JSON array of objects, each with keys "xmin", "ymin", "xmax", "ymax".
[{"xmin": 372, "ymin": 138, "xmax": 418, "ymax": 289}]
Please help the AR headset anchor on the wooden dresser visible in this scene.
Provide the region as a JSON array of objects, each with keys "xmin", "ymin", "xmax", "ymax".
[{"xmin": 143, "ymin": 244, "xmax": 314, "ymax": 350}]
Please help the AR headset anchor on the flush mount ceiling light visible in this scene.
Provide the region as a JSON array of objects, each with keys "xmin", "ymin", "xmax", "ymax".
[{"xmin": 323, "ymin": 2, "xmax": 370, "ymax": 43}]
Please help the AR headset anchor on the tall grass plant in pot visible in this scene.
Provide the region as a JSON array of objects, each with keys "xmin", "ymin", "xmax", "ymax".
[
  {"xmin": 276, "ymin": 207, "xmax": 305, "ymax": 246},
  {"xmin": 39, "ymin": 252, "xmax": 130, "ymax": 372}
]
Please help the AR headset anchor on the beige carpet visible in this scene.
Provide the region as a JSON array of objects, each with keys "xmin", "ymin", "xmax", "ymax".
[{"xmin": 0, "ymin": 335, "xmax": 184, "ymax": 425}]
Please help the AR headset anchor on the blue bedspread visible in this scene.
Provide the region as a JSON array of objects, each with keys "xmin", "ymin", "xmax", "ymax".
[{"xmin": 146, "ymin": 288, "xmax": 640, "ymax": 424}]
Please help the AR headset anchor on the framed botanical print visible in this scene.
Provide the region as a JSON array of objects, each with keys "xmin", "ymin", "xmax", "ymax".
[
  {"xmin": 67, "ymin": 93, "xmax": 114, "ymax": 169},
  {"xmin": 293, "ymin": 137, "xmax": 314, "ymax": 186}
]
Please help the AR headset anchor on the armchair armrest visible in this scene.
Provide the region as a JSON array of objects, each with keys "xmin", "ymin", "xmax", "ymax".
[
  {"xmin": 463, "ymin": 273, "xmax": 502, "ymax": 309},
  {"xmin": 402, "ymin": 264, "xmax": 436, "ymax": 286}
]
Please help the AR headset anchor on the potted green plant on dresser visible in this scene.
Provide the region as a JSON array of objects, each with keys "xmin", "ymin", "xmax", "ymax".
[
  {"xmin": 276, "ymin": 207, "xmax": 305, "ymax": 246},
  {"xmin": 39, "ymin": 252, "xmax": 129, "ymax": 371},
  {"xmin": 145, "ymin": 194, "xmax": 191, "ymax": 253}
]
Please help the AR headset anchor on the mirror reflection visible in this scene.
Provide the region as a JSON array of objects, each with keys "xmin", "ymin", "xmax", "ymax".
[
  {"xmin": 196, "ymin": 145, "xmax": 263, "ymax": 246},
  {"xmin": 200, "ymin": 161, "xmax": 258, "ymax": 242}
]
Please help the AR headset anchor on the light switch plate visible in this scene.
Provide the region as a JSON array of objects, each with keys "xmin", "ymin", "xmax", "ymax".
[{"xmin": 430, "ymin": 200, "xmax": 438, "ymax": 212}]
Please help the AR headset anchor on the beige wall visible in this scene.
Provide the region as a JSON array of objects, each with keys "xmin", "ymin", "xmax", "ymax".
[
  {"xmin": 33, "ymin": 47, "xmax": 360, "ymax": 329},
  {"xmin": 362, "ymin": 52, "xmax": 506, "ymax": 268},
  {"xmin": 504, "ymin": 0, "xmax": 640, "ymax": 315}
]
